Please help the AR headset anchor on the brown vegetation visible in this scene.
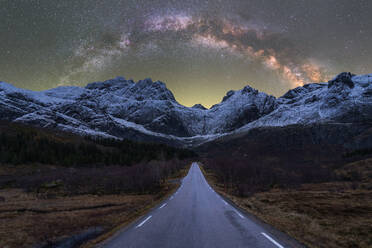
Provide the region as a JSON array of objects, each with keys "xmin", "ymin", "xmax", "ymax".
[
  {"xmin": 0, "ymin": 189, "xmax": 155, "ymax": 247},
  {"xmin": 0, "ymin": 161, "xmax": 190, "ymax": 248},
  {"xmin": 202, "ymin": 159, "xmax": 372, "ymax": 248}
]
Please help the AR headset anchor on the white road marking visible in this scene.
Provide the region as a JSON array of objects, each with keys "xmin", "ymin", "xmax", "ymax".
[
  {"xmin": 159, "ymin": 203, "xmax": 167, "ymax": 209},
  {"xmin": 222, "ymin": 200, "xmax": 228, "ymax": 205},
  {"xmin": 261, "ymin": 232, "xmax": 284, "ymax": 248},
  {"xmin": 136, "ymin": 216, "xmax": 152, "ymax": 228},
  {"xmin": 234, "ymin": 210, "xmax": 245, "ymax": 219}
]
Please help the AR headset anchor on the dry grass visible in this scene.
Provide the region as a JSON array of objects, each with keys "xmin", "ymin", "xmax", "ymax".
[
  {"xmin": 202, "ymin": 160, "xmax": 372, "ymax": 248},
  {"xmin": 0, "ymin": 187, "xmax": 174, "ymax": 248},
  {"xmin": 0, "ymin": 163, "xmax": 191, "ymax": 248}
]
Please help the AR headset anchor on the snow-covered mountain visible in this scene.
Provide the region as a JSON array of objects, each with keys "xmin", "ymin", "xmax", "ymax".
[
  {"xmin": 0, "ymin": 72, "xmax": 371, "ymax": 147},
  {"xmin": 235, "ymin": 72, "xmax": 372, "ymax": 132}
]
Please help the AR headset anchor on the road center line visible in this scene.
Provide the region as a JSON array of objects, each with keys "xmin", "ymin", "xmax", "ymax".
[
  {"xmin": 261, "ymin": 232, "xmax": 284, "ymax": 248},
  {"xmin": 136, "ymin": 216, "xmax": 152, "ymax": 228},
  {"xmin": 159, "ymin": 203, "xmax": 167, "ymax": 209}
]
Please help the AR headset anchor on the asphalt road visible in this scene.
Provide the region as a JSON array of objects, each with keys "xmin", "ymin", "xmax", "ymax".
[{"xmin": 101, "ymin": 162, "xmax": 302, "ymax": 248}]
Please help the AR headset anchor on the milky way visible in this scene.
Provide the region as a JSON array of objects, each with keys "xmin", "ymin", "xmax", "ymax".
[{"xmin": 1, "ymin": 0, "xmax": 371, "ymax": 107}]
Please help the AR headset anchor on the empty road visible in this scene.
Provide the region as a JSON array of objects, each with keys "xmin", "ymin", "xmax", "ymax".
[{"xmin": 101, "ymin": 162, "xmax": 302, "ymax": 248}]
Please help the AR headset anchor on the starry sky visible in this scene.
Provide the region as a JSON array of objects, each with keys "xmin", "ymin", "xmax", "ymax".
[{"xmin": 1, "ymin": 0, "xmax": 371, "ymax": 107}]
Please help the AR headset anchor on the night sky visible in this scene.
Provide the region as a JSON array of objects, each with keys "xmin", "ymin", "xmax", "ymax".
[{"xmin": 1, "ymin": 0, "xmax": 371, "ymax": 107}]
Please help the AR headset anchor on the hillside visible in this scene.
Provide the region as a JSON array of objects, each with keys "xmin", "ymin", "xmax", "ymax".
[{"xmin": 0, "ymin": 121, "xmax": 195, "ymax": 167}]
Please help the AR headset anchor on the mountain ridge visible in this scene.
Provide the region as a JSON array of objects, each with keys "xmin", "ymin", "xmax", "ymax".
[{"xmin": 1, "ymin": 72, "xmax": 372, "ymax": 147}]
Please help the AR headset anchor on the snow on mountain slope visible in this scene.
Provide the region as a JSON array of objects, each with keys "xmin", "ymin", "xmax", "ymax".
[
  {"xmin": 236, "ymin": 72, "xmax": 372, "ymax": 133},
  {"xmin": 0, "ymin": 72, "xmax": 371, "ymax": 147}
]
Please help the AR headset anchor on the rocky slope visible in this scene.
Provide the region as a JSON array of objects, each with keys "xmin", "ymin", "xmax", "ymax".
[{"xmin": 0, "ymin": 72, "xmax": 371, "ymax": 147}]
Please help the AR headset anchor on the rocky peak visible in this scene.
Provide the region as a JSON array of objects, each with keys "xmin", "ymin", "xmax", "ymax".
[
  {"xmin": 281, "ymin": 86, "xmax": 309, "ymax": 99},
  {"xmin": 85, "ymin": 76, "xmax": 131, "ymax": 90},
  {"xmin": 0, "ymin": 81, "xmax": 21, "ymax": 93},
  {"xmin": 192, "ymin": 104, "xmax": 207, "ymax": 110},
  {"xmin": 137, "ymin": 78, "xmax": 153, "ymax": 86},
  {"xmin": 131, "ymin": 78, "xmax": 176, "ymax": 102},
  {"xmin": 328, "ymin": 72, "xmax": 355, "ymax": 89},
  {"xmin": 242, "ymin": 85, "xmax": 259, "ymax": 94},
  {"xmin": 222, "ymin": 90, "xmax": 235, "ymax": 102}
]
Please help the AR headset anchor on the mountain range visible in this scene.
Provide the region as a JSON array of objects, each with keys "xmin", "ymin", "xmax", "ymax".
[{"xmin": 1, "ymin": 72, "xmax": 371, "ymax": 147}]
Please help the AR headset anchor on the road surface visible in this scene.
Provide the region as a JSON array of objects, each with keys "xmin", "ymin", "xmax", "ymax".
[{"xmin": 101, "ymin": 162, "xmax": 302, "ymax": 248}]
